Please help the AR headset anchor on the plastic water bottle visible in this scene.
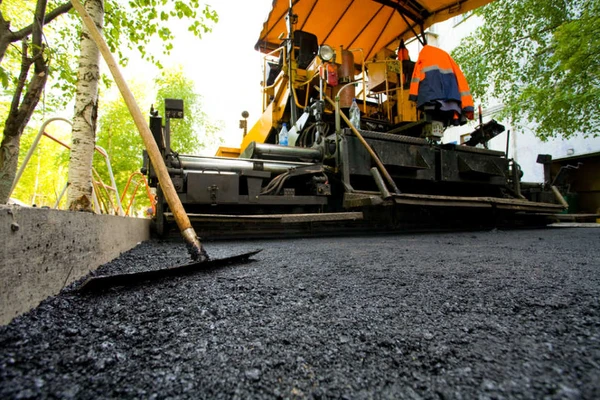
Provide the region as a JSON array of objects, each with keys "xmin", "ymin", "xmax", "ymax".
[
  {"xmin": 279, "ymin": 123, "xmax": 289, "ymax": 146},
  {"xmin": 349, "ymin": 98, "xmax": 360, "ymax": 129}
]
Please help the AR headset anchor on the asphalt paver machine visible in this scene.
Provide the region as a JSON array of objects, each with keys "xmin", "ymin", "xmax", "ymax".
[{"xmin": 143, "ymin": 0, "xmax": 564, "ymax": 238}]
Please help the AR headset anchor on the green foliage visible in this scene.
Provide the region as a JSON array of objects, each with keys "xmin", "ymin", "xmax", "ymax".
[
  {"xmin": 452, "ymin": 0, "xmax": 599, "ymax": 140},
  {"xmin": 103, "ymin": 0, "xmax": 218, "ymax": 69},
  {"xmin": 93, "ymin": 68, "xmax": 223, "ymax": 215},
  {"xmin": 0, "ymin": 1, "xmax": 77, "ymax": 104},
  {"xmin": 45, "ymin": 17, "xmax": 80, "ymax": 102},
  {"xmin": 155, "ymin": 67, "xmax": 224, "ymax": 154},
  {"xmin": 0, "ymin": 1, "xmax": 33, "ymax": 90},
  {"xmin": 1, "ymin": 0, "xmax": 219, "ymax": 206},
  {"xmin": 0, "ymin": 65, "xmax": 8, "ymax": 88},
  {"xmin": 94, "ymin": 88, "xmax": 149, "ymax": 214},
  {"xmin": 0, "ymin": 0, "xmax": 218, "ymax": 116}
]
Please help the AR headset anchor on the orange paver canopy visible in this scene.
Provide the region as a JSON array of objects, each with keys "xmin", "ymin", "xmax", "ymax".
[{"xmin": 255, "ymin": 0, "xmax": 493, "ymax": 63}]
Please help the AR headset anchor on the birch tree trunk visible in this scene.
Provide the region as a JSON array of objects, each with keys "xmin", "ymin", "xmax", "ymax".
[{"xmin": 67, "ymin": 0, "xmax": 103, "ymax": 212}]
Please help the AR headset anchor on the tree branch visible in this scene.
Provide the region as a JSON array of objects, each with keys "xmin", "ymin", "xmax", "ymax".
[
  {"xmin": 31, "ymin": 0, "xmax": 48, "ymax": 72},
  {"xmin": 0, "ymin": 1, "xmax": 71, "ymax": 63},
  {"xmin": 8, "ymin": 2, "xmax": 73, "ymax": 42},
  {"xmin": 7, "ymin": 41, "xmax": 32, "ymax": 124},
  {"xmin": 5, "ymin": 40, "xmax": 48, "ymax": 138}
]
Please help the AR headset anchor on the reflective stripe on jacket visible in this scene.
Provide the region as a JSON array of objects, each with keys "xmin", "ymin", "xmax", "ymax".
[{"xmin": 408, "ymin": 45, "xmax": 474, "ymax": 119}]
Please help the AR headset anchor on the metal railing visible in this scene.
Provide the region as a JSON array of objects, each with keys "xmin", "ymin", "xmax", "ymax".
[
  {"xmin": 9, "ymin": 117, "xmax": 124, "ymax": 215},
  {"xmin": 120, "ymin": 171, "xmax": 156, "ymax": 216}
]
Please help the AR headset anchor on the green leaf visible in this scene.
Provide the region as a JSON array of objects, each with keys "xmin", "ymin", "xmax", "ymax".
[
  {"xmin": 452, "ymin": 0, "xmax": 600, "ymax": 139},
  {"xmin": 0, "ymin": 66, "xmax": 9, "ymax": 89}
]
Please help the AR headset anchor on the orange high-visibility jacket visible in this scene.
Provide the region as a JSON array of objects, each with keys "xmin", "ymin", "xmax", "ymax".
[
  {"xmin": 398, "ymin": 47, "xmax": 410, "ymax": 61},
  {"xmin": 408, "ymin": 45, "xmax": 474, "ymax": 120}
]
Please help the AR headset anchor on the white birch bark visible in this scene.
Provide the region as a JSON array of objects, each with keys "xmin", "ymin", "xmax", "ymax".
[{"xmin": 67, "ymin": 0, "xmax": 103, "ymax": 211}]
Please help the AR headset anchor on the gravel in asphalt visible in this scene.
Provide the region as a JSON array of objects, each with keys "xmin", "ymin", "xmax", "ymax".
[{"xmin": 1, "ymin": 227, "xmax": 599, "ymax": 399}]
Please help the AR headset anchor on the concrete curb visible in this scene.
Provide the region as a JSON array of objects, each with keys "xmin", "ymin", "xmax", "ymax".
[{"xmin": 0, "ymin": 205, "xmax": 150, "ymax": 325}]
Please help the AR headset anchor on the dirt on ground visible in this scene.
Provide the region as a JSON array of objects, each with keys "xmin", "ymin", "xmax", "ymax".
[{"xmin": 1, "ymin": 227, "xmax": 599, "ymax": 399}]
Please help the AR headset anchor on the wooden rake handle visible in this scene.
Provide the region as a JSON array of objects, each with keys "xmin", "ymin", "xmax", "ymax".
[{"xmin": 70, "ymin": 0, "xmax": 207, "ymax": 261}]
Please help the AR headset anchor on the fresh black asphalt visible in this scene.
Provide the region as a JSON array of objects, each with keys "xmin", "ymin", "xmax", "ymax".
[{"xmin": 1, "ymin": 227, "xmax": 599, "ymax": 399}]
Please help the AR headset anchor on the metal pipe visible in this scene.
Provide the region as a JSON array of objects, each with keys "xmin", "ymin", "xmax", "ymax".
[
  {"xmin": 91, "ymin": 179, "xmax": 106, "ymax": 213},
  {"xmin": 334, "ymin": 98, "xmax": 341, "ymax": 134},
  {"xmin": 334, "ymin": 80, "xmax": 363, "ymax": 132},
  {"xmin": 174, "ymin": 155, "xmax": 315, "ymax": 175},
  {"xmin": 9, "ymin": 118, "xmax": 123, "ymax": 215},
  {"xmin": 286, "ymin": 1, "xmax": 297, "ymax": 126},
  {"xmin": 335, "ymin": 80, "xmax": 363, "ymax": 169},
  {"xmin": 247, "ymin": 142, "xmax": 322, "ymax": 162},
  {"xmin": 397, "ymin": 61, "xmax": 403, "ymax": 121},
  {"xmin": 478, "ymin": 104, "xmax": 487, "ymax": 149},
  {"xmin": 9, "ymin": 117, "xmax": 72, "ymax": 199},
  {"xmin": 395, "ymin": 9, "xmax": 423, "ymax": 46},
  {"xmin": 319, "ymin": 72, "xmax": 324, "ymax": 101},
  {"xmin": 337, "ymin": 80, "xmax": 363, "ymax": 99},
  {"xmin": 91, "ymin": 184, "xmax": 101, "ymax": 214},
  {"xmin": 95, "ymin": 145, "xmax": 124, "ymax": 215},
  {"xmin": 53, "ymin": 182, "xmax": 69, "ymax": 209},
  {"xmin": 43, "ymin": 132, "xmax": 123, "ymax": 214},
  {"xmin": 348, "ymin": 48, "xmax": 366, "ymax": 113},
  {"xmin": 370, "ymin": 167, "xmax": 391, "ymax": 199},
  {"xmin": 291, "ymin": 83, "xmax": 306, "ymax": 110},
  {"xmin": 120, "ymin": 171, "xmax": 156, "ymax": 216},
  {"xmin": 510, "ymin": 160, "xmax": 525, "ymax": 199},
  {"xmin": 18, "ymin": 125, "xmax": 124, "ymax": 215},
  {"xmin": 261, "ymin": 45, "xmax": 285, "ymax": 112},
  {"xmin": 318, "ymin": 88, "xmax": 401, "ymax": 194},
  {"xmin": 164, "ymin": 118, "xmax": 171, "ymax": 156},
  {"xmin": 551, "ymin": 185, "xmax": 569, "ymax": 209},
  {"xmin": 92, "ymin": 167, "xmax": 118, "ymax": 213},
  {"xmin": 334, "ymin": 99, "xmax": 341, "ymax": 168},
  {"xmin": 385, "ymin": 63, "xmax": 391, "ymax": 121}
]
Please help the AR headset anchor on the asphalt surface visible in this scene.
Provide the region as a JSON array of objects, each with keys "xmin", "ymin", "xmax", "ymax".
[{"xmin": 1, "ymin": 227, "xmax": 599, "ymax": 399}]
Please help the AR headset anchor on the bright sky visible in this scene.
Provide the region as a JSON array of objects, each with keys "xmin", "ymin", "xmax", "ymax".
[{"xmin": 147, "ymin": 0, "xmax": 275, "ymax": 152}]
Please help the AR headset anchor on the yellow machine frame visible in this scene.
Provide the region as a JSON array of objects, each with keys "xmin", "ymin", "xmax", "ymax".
[{"xmin": 216, "ymin": 0, "xmax": 495, "ymax": 158}]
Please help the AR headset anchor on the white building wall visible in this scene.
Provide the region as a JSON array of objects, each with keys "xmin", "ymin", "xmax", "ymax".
[{"xmin": 406, "ymin": 15, "xmax": 600, "ymax": 182}]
